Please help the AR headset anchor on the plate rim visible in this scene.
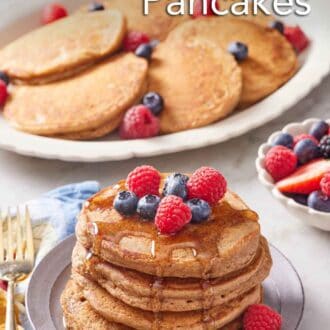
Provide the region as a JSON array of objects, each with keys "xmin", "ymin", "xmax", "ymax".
[
  {"xmin": 0, "ymin": 1, "xmax": 330, "ymax": 162},
  {"xmin": 26, "ymin": 235, "xmax": 305, "ymax": 330}
]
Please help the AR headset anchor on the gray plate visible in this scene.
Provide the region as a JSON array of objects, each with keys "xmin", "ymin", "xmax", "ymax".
[{"xmin": 26, "ymin": 235, "xmax": 304, "ymax": 330}]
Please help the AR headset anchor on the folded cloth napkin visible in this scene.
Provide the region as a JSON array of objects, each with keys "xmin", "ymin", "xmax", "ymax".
[{"xmin": 3, "ymin": 181, "xmax": 100, "ymax": 329}]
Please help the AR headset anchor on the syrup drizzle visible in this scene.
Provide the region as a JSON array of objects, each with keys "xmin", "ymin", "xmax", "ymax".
[{"xmin": 82, "ymin": 178, "xmax": 259, "ymax": 329}]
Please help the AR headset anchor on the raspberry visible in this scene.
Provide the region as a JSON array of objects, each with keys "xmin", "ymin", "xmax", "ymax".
[
  {"xmin": 284, "ymin": 25, "xmax": 309, "ymax": 53},
  {"xmin": 119, "ymin": 105, "xmax": 160, "ymax": 140},
  {"xmin": 192, "ymin": 0, "xmax": 220, "ymax": 18},
  {"xmin": 0, "ymin": 280, "xmax": 7, "ymax": 291},
  {"xmin": 126, "ymin": 165, "xmax": 161, "ymax": 198},
  {"xmin": 0, "ymin": 81, "xmax": 8, "ymax": 107},
  {"xmin": 293, "ymin": 133, "xmax": 319, "ymax": 147},
  {"xmin": 243, "ymin": 304, "xmax": 282, "ymax": 330},
  {"xmin": 155, "ymin": 196, "xmax": 192, "ymax": 234},
  {"xmin": 123, "ymin": 31, "xmax": 150, "ymax": 52},
  {"xmin": 321, "ymin": 172, "xmax": 330, "ymax": 197},
  {"xmin": 41, "ymin": 3, "xmax": 68, "ymax": 25},
  {"xmin": 187, "ymin": 167, "xmax": 227, "ymax": 205},
  {"xmin": 265, "ymin": 146, "xmax": 297, "ymax": 182}
]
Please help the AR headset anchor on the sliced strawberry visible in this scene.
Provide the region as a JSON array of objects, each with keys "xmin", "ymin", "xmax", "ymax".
[
  {"xmin": 284, "ymin": 25, "xmax": 309, "ymax": 53},
  {"xmin": 276, "ymin": 159, "xmax": 330, "ymax": 194}
]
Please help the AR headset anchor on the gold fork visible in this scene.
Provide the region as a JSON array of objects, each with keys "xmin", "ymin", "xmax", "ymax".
[{"xmin": 0, "ymin": 207, "xmax": 34, "ymax": 330}]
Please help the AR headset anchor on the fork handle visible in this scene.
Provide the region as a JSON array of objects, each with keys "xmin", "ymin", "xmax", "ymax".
[{"xmin": 5, "ymin": 280, "xmax": 16, "ymax": 330}]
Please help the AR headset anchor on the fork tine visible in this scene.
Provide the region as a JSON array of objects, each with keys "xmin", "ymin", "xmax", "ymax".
[
  {"xmin": 6, "ymin": 208, "xmax": 14, "ymax": 262},
  {"xmin": 0, "ymin": 209, "xmax": 4, "ymax": 262},
  {"xmin": 15, "ymin": 207, "xmax": 23, "ymax": 261},
  {"xmin": 24, "ymin": 206, "xmax": 34, "ymax": 262}
]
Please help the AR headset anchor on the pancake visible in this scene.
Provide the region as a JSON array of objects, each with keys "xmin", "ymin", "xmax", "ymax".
[
  {"xmin": 72, "ymin": 273, "xmax": 261, "ymax": 329},
  {"xmin": 0, "ymin": 10, "xmax": 126, "ymax": 83},
  {"xmin": 79, "ymin": 0, "xmax": 189, "ymax": 41},
  {"xmin": 148, "ymin": 33, "xmax": 242, "ymax": 133},
  {"xmin": 4, "ymin": 53, "xmax": 148, "ymax": 136},
  {"xmin": 76, "ymin": 174, "xmax": 260, "ymax": 279},
  {"xmin": 51, "ymin": 115, "xmax": 123, "ymax": 140},
  {"xmin": 166, "ymin": 18, "xmax": 298, "ymax": 108},
  {"xmin": 72, "ymin": 237, "xmax": 272, "ymax": 311},
  {"xmin": 61, "ymin": 281, "xmax": 245, "ymax": 330},
  {"xmin": 61, "ymin": 280, "xmax": 131, "ymax": 330}
]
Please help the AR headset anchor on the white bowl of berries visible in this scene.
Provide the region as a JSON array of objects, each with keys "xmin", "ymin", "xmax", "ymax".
[{"xmin": 256, "ymin": 118, "xmax": 330, "ymax": 231}]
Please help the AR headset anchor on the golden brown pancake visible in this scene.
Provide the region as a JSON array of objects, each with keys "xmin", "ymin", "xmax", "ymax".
[
  {"xmin": 72, "ymin": 238, "xmax": 271, "ymax": 312},
  {"xmin": 0, "ymin": 10, "xmax": 126, "ymax": 83},
  {"xmin": 148, "ymin": 34, "xmax": 242, "ymax": 133},
  {"xmin": 167, "ymin": 17, "xmax": 298, "ymax": 108},
  {"xmin": 61, "ymin": 280, "xmax": 246, "ymax": 330},
  {"xmin": 4, "ymin": 53, "xmax": 148, "ymax": 136},
  {"xmin": 79, "ymin": 0, "xmax": 189, "ymax": 41},
  {"xmin": 70, "ymin": 273, "xmax": 262, "ymax": 330},
  {"xmin": 76, "ymin": 175, "xmax": 260, "ymax": 279}
]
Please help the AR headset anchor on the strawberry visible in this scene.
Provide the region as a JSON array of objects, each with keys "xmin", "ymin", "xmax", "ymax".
[{"xmin": 276, "ymin": 159, "xmax": 330, "ymax": 194}]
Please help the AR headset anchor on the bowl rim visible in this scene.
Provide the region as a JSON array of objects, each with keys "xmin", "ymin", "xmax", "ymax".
[{"xmin": 256, "ymin": 118, "xmax": 330, "ymax": 218}]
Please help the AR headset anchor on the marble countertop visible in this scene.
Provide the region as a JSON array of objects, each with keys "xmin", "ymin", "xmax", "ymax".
[{"xmin": 0, "ymin": 75, "xmax": 329, "ymax": 329}]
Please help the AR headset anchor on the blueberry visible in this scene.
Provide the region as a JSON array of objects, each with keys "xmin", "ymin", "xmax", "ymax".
[
  {"xmin": 294, "ymin": 139, "xmax": 321, "ymax": 165},
  {"xmin": 0, "ymin": 71, "xmax": 9, "ymax": 86},
  {"xmin": 272, "ymin": 133, "xmax": 294, "ymax": 149},
  {"xmin": 307, "ymin": 191, "xmax": 330, "ymax": 213},
  {"xmin": 228, "ymin": 42, "xmax": 248, "ymax": 61},
  {"xmin": 135, "ymin": 43, "xmax": 153, "ymax": 60},
  {"xmin": 142, "ymin": 92, "xmax": 164, "ymax": 116},
  {"xmin": 186, "ymin": 199, "xmax": 211, "ymax": 223},
  {"xmin": 114, "ymin": 191, "xmax": 138, "ymax": 215},
  {"xmin": 269, "ymin": 21, "xmax": 284, "ymax": 34},
  {"xmin": 309, "ymin": 120, "xmax": 329, "ymax": 140},
  {"xmin": 137, "ymin": 195, "xmax": 160, "ymax": 220},
  {"xmin": 88, "ymin": 2, "xmax": 105, "ymax": 11},
  {"xmin": 163, "ymin": 173, "xmax": 189, "ymax": 200},
  {"xmin": 284, "ymin": 193, "xmax": 308, "ymax": 206}
]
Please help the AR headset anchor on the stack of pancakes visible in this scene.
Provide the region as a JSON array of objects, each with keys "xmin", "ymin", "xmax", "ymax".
[
  {"xmin": 61, "ymin": 174, "xmax": 272, "ymax": 329},
  {"xmin": 0, "ymin": 1, "xmax": 299, "ymax": 138}
]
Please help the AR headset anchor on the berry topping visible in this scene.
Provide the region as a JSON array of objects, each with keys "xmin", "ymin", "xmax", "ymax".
[
  {"xmin": 135, "ymin": 43, "xmax": 153, "ymax": 60},
  {"xmin": 269, "ymin": 21, "xmax": 284, "ymax": 34},
  {"xmin": 272, "ymin": 133, "xmax": 294, "ymax": 149},
  {"xmin": 163, "ymin": 173, "xmax": 189, "ymax": 200},
  {"xmin": 0, "ymin": 81, "xmax": 8, "ymax": 107},
  {"xmin": 187, "ymin": 167, "xmax": 227, "ymax": 205},
  {"xmin": 137, "ymin": 195, "xmax": 161, "ymax": 220},
  {"xmin": 41, "ymin": 3, "xmax": 68, "ymax": 25},
  {"xmin": 192, "ymin": 0, "xmax": 220, "ymax": 18},
  {"xmin": 293, "ymin": 133, "xmax": 319, "ymax": 147},
  {"xmin": 119, "ymin": 105, "xmax": 160, "ymax": 140},
  {"xmin": 284, "ymin": 25, "xmax": 309, "ymax": 53},
  {"xmin": 0, "ymin": 71, "xmax": 9, "ymax": 86},
  {"xmin": 265, "ymin": 146, "xmax": 297, "ymax": 182},
  {"xmin": 186, "ymin": 199, "xmax": 211, "ymax": 223},
  {"xmin": 114, "ymin": 191, "xmax": 138, "ymax": 216},
  {"xmin": 307, "ymin": 191, "xmax": 330, "ymax": 213},
  {"xmin": 284, "ymin": 193, "xmax": 308, "ymax": 206},
  {"xmin": 320, "ymin": 135, "xmax": 330, "ymax": 158},
  {"xmin": 228, "ymin": 42, "xmax": 248, "ymax": 61},
  {"xmin": 0, "ymin": 280, "xmax": 7, "ymax": 291},
  {"xmin": 88, "ymin": 2, "xmax": 105, "ymax": 11},
  {"xmin": 155, "ymin": 196, "xmax": 192, "ymax": 234},
  {"xmin": 123, "ymin": 31, "xmax": 150, "ymax": 52},
  {"xmin": 309, "ymin": 120, "xmax": 329, "ymax": 140},
  {"xmin": 142, "ymin": 92, "xmax": 164, "ymax": 116},
  {"xmin": 320, "ymin": 172, "xmax": 330, "ymax": 197},
  {"xmin": 294, "ymin": 139, "xmax": 320, "ymax": 165},
  {"xmin": 126, "ymin": 165, "xmax": 161, "ymax": 198},
  {"xmin": 276, "ymin": 159, "xmax": 330, "ymax": 194},
  {"xmin": 243, "ymin": 304, "xmax": 282, "ymax": 330}
]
